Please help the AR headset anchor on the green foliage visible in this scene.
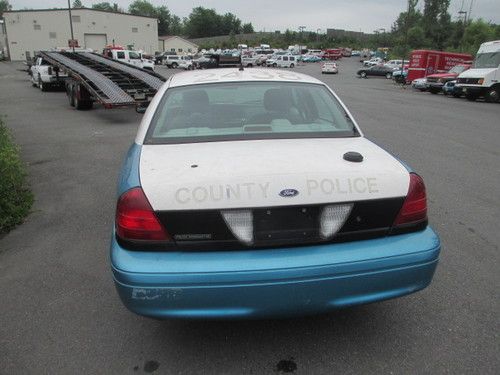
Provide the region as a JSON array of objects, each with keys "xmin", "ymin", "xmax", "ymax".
[
  {"xmin": 0, "ymin": 0, "xmax": 12, "ymax": 18},
  {"xmin": 0, "ymin": 119, "xmax": 33, "ymax": 234},
  {"xmin": 72, "ymin": 0, "xmax": 83, "ymax": 8},
  {"xmin": 92, "ymin": 2, "xmax": 114, "ymax": 11},
  {"xmin": 242, "ymin": 23, "xmax": 254, "ymax": 34},
  {"xmin": 182, "ymin": 7, "xmax": 252, "ymax": 38}
]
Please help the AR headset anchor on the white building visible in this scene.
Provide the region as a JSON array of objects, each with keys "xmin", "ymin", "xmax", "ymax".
[
  {"xmin": 3, "ymin": 8, "xmax": 158, "ymax": 61},
  {"xmin": 158, "ymin": 36, "xmax": 199, "ymax": 55}
]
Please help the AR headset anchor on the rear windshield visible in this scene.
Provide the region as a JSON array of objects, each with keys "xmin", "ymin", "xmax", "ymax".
[{"xmin": 145, "ymin": 82, "xmax": 358, "ymax": 144}]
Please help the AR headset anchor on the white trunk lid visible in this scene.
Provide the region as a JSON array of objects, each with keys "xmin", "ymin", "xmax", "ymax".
[{"xmin": 140, "ymin": 138, "xmax": 409, "ymax": 210}]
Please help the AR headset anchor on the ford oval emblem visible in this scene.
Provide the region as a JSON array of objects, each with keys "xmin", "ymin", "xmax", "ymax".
[{"xmin": 279, "ymin": 189, "xmax": 299, "ymax": 198}]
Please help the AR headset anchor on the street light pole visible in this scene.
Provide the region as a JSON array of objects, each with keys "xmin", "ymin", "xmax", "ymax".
[
  {"xmin": 67, "ymin": 0, "xmax": 75, "ymax": 52},
  {"xmin": 298, "ymin": 26, "xmax": 306, "ymax": 63}
]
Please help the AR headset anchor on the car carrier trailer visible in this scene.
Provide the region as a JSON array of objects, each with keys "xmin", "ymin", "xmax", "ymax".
[{"xmin": 38, "ymin": 51, "xmax": 166, "ymax": 110}]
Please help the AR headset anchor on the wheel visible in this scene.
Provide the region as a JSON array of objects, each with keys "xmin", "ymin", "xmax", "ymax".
[
  {"xmin": 360, "ymin": 72, "xmax": 367, "ymax": 78},
  {"xmin": 247, "ymin": 63, "xmax": 253, "ymax": 67},
  {"xmin": 171, "ymin": 62, "xmax": 178, "ymax": 68},
  {"xmin": 485, "ymin": 87, "xmax": 499, "ymax": 103},
  {"xmin": 68, "ymin": 86, "xmax": 75, "ymax": 107},
  {"xmin": 290, "ymin": 63, "xmax": 295, "ymax": 68},
  {"xmin": 465, "ymin": 91, "xmax": 478, "ymax": 101},
  {"xmin": 452, "ymin": 92, "xmax": 461, "ymax": 98},
  {"xmin": 385, "ymin": 72, "xmax": 392, "ymax": 79},
  {"xmin": 38, "ymin": 76, "xmax": 47, "ymax": 92},
  {"xmin": 429, "ymin": 87, "xmax": 439, "ymax": 94}
]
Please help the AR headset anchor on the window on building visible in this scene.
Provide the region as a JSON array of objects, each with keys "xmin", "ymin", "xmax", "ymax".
[
  {"xmin": 170, "ymin": 48, "xmax": 175, "ymax": 52},
  {"xmin": 71, "ymin": 16, "xmax": 81, "ymax": 23},
  {"xmin": 132, "ymin": 27, "xmax": 138, "ymax": 33},
  {"xmin": 49, "ymin": 32, "xmax": 56, "ymax": 39},
  {"xmin": 116, "ymin": 51, "xmax": 125, "ymax": 59},
  {"xmin": 33, "ymin": 24, "xmax": 41, "ymax": 31},
  {"xmin": 178, "ymin": 48, "xmax": 183, "ymax": 52},
  {"xmin": 188, "ymin": 48, "xmax": 192, "ymax": 53}
]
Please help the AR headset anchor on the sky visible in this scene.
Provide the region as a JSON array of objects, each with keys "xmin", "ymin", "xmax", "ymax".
[{"xmin": 8, "ymin": 0, "xmax": 500, "ymax": 34}]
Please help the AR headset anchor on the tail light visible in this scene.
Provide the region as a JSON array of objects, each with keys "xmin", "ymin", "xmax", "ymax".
[
  {"xmin": 115, "ymin": 187, "xmax": 170, "ymax": 241},
  {"xmin": 393, "ymin": 173, "xmax": 427, "ymax": 227}
]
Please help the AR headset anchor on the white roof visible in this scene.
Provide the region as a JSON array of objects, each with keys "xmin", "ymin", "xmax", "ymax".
[
  {"xmin": 168, "ymin": 68, "xmax": 323, "ymax": 88},
  {"xmin": 478, "ymin": 40, "xmax": 500, "ymax": 54}
]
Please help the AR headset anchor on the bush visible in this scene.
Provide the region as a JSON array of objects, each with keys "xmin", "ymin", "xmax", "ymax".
[{"xmin": 0, "ymin": 118, "xmax": 33, "ymax": 233}]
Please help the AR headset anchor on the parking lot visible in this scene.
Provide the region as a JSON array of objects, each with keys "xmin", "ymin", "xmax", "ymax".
[{"xmin": 0, "ymin": 58, "xmax": 499, "ymax": 374}]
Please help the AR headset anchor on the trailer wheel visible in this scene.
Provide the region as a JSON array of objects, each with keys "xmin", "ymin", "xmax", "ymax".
[{"xmin": 485, "ymin": 87, "xmax": 499, "ymax": 103}]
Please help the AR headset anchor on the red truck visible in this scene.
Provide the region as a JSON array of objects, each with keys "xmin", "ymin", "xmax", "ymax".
[
  {"xmin": 425, "ymin": 63, "xmax": 471, "ymax": 94},
  {"xmin": 322, "ymin": 48, "xmax": 343, "ymax": 60},
  {"xmin": 407, "ymin": 50, "xmax": 473, "ymax": 83}
]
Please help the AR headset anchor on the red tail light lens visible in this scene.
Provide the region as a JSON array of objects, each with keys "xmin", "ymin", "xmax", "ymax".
[
  {"xmin": 393, "ymin": 173, "xmax": 427, "ymax": 226},
  {"xmin": 115, "ymin": 187, "xmax": 170, "ymax": 241}
]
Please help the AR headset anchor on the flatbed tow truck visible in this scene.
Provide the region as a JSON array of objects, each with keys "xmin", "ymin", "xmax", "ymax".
[{"xmin": 38, "ymin": 50, "xmax": 166, "ymax": 111}]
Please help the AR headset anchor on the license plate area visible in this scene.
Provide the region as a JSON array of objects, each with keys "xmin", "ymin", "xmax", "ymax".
[{"xmin": 254, "ymin": 206, "xmax": 320, "ymax": 243}]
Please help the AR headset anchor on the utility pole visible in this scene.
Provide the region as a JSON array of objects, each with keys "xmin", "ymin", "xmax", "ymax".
[
  {"xmin": 298, "ymin": 26, "xmax": 306, "ymax": 63},
  {"xmin": 67, "ymin": 0, "xmax": 75, "ymax": 52}
]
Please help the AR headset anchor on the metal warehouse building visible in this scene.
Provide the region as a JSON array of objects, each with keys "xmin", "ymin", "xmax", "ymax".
[{"xmin": 3, "ymin": 8, "xmax": 158, "ymax": 61}]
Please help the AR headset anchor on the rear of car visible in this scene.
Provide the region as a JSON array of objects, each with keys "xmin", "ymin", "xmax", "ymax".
[
  {"xmin": 322, "ymin": 62, "xmax": 338, "ymax": 74},
  {"xmin": 110, "ymin": 69, "xmax": 440, "ymax": 319}
]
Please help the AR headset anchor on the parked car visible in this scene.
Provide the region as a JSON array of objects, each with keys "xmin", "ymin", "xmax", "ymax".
[
  {"xmin": 411, "ymin": 78, "xmax": 428, "ymax": 91},
  {"xmin": 363, "ymin": 57, "xmax": 383, "ymax": 67},
  {"xmin": 30, "ymin": 55, "xmax": 67, "ymax": 91},
  {"xmin": 351, "ymin": 50, "xmax": 360, "ymax": 56},
  {"xmin": 178, "ymin": 56, "xmax": 194, "ymax": 70},
  {"xmin": 321, "ymin": 62, "xmax": 338, "ymax": 74},
  {"xmin": 154, "ymin": 51, "xmax": 176, "ymax": 65},
  {"xmin": 274, "ymin": 55, "xmax": 297, "ymax": 68},
  {"xmin": 111, "ymin": 68, "xmax": 440, "ymax": 319},
  {"xmin": 442, "ymin": 80, "xmax": 463, "ymax": 97},
  {"xmin": 241, "ymin": 55, "xmax": 259, "ymax": 67},
  {"xmin": 303, "ymin": 55, "xmax": 322, "ymax": 63},
  {"xmin": 106, "ymin": 49, "xmax": 155, "ymax": 70},
  {"xmin": 426, "ymin": 64, "xmax": 471, "ymax": 94},
  {"xmin": 384, "ymin": 59, "xmax": 403, "ymax": 70},
  {"xmin": 164, "ymin": 55, "xmax": 191, "ymax": 69},
  {"xmin": 357, "ymin": 65, "xmax": 395, "ymax": 78}
]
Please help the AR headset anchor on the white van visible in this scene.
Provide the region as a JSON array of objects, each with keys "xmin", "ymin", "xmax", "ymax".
[
  {"xmin": 107, "ymin": 49, "xmax": 155, "ymax": 71},
  {"xmin": 456, "ymin": 40, "xmax": 500, "ymax": 102},
  {"xmin": 275, "ymin": 55, "xmax": 296, "ymax": 68}
]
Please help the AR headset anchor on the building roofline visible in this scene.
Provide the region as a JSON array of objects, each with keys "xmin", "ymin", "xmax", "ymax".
[
  {"xmin": 158, "ymin": 35, "xmax": 199, "ymax": 48},
  {"xmin": 3, "ymin": 7, "xmax": 158, "ymax": 20}
]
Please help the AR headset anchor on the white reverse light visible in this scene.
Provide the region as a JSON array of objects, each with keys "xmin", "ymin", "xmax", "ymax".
[
  {"xmin": 319, "ymin": 204, "xmax": 353, "ymax": 239},
  {"xmin": 221, "ymin": 209, "xmax": 254, "ymax": 245}
]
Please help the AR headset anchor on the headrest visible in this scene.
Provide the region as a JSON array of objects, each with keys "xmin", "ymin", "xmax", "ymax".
[
  {"xmin": 264, "ymin": 88, "xmax": 292, "ymax": 112},
  {"xmin": 182, "ymin": 90, "xmax": 209, "ymax": 108}
]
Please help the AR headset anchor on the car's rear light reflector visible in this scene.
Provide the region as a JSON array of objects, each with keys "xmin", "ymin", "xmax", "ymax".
[
  {"xmin": 221, "ymin": 209, "xmax": 253, "ymax": 245},
  {"xmin": 116, "ymin": 187, "xmax": 170, "ymax": 241},
  {"xmin": 319, "ymin": 204, "xmax": 353, "ymax": 239},
  {"xmin": 393, "ymin": 173, "xmax": 427, "ymax": 226}
]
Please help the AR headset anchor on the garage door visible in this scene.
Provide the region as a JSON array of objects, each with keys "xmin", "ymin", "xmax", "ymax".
[{"xmin": 84, "ymin": 34, "xmax": 107, "ymax": 52}]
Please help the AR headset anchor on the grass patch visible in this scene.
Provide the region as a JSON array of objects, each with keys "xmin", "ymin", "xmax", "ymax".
[{"xmin": 0, "ymin": 118, "xmax": 33, "ymax": 234}]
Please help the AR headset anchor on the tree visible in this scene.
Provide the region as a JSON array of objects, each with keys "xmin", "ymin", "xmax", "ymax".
[
  {"xmin": 92, "ymin": 2, "xmax": 114, "ymax": 11},
  {"xmin": 128, "ymin": 0, "xmax": 155, "ymax": 17},
  {"xmin": 242, "ymin": 23, "xmax": 254, "ymax": 34},
  {"xmin": 422, "ymin": 0, "xmax": 451, "ymax": 49},
  {"xmin": 407, "ymin": 26, "xmax": 426, "ymax": 48},
  {"xmin": 0, "ymin": 0, "xmax": 12, "ymax": 19},
  {"xmin": 72, "ymin": 0, "xmax": 84, "ymax": 8},
  {"xmin": 461, "ymin": 19, "xmax": 495, "ymax": 54}
]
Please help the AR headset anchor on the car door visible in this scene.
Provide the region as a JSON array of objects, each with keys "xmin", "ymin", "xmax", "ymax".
[
  {"xmin": 128, "ymin": 51, "xmax": 142, "ymax": 67},
  {"xmin": 368, "ymin": 66, "xmax": 380, "ymax": 76}
]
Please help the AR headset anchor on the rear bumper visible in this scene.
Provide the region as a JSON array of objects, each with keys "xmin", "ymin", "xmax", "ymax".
[{"xmin": 111, "ymin": 227, "xmax": 440, "ymax": 319}]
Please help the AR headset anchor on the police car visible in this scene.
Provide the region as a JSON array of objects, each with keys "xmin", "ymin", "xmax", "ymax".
[{"xmin": 111, "ymin": 68, "xmax": 440, "ymax": 319}]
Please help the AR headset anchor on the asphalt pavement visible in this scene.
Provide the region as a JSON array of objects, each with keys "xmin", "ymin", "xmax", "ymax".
[{"xmin": 0, "ymin": 58, "xmax": 499, "ymax": 375}]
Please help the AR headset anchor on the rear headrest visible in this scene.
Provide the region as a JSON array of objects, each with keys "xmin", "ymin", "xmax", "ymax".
[
  {"xmin": 182, "ymin": 90, "xmax": 209, "ymax": 108},
  {"xmin": 264, "ymin": 88, "xmax": 292, "ymax": 112}
]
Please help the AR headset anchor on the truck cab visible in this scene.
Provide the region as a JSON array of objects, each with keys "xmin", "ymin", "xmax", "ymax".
[
  {"xmin": 106, "ymin": 49, "xmax": 155, "ymax": 71},
  {"xmin": 456, "ymin": 40, "xmax": 500, "ymax": 102},
  {"xmin": 426, "ymin": 64, "xmax": 471, "ymax": 94},
  {"xmin": 30, "ymin": 56, "xmax": 67, "ymax": 91}
]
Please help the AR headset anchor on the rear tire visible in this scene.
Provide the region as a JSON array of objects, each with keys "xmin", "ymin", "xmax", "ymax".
[
  {"xmin": 429, "ymin": 88, "xmax": 439, "ymax": 94},
  {"xmin": 171, "ymin": 62, "xmax": 178, "ymax": 68},
  {"xmin": 273, "ymin": 63, "xmax": 277, "ymax": 67},
  {"xmin": 385, "ymin": 72, "xmax": 392, "ymax": 79},
  {"xmin": 360, "ymin": 72, "xmax": 367, "ymax": 78},
  {"xmin": 290, "ymin": 63, "xmax": 295, "ymax": 68},
  {"xmin": 485, "ymin": 87, "xmax": 499, "ymax": 103}
]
